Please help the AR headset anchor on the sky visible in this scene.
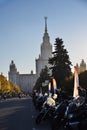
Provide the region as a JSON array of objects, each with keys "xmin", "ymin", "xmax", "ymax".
[{"xmin": 0, "ymin": 0, "xmax": 87, "ymax": 78}]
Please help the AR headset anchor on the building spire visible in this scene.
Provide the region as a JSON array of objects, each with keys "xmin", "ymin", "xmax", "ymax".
[{"xmin": 44, "ymin": 16, "xmax": 48, "ymax": 33}]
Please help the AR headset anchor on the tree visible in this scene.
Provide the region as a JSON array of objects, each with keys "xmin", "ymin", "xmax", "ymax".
[
  {"xmin": 0, "ymin": 74, "xmax": 21, "ymax": 95},
  {"xmin": 48, "ymin": 37, "xmax": 72, "ymax": 87},
  {"xmin": 62, "ymin": 70, "xmax": 87, "ymax": 96},
  {"xmin": 33, "ymin": 66, "xmax": 50, "ymax": 94}
]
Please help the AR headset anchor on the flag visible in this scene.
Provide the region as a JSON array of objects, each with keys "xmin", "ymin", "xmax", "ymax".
[
  {"xmin": 48, "ymin": 82, "xmax": 51, "ymax": 96},
  {"xmin": 73, "ymin": 66, "xmax": 79, "ymax": 98},
  {"xmin": 52, "ymin": 78, "xmax": 57, "ymax": 94}
]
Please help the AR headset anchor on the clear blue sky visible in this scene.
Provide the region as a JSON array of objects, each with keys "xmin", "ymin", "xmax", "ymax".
[{"xmin": 0, "ymin": 0, "xmax": 87, "ymax": 77}]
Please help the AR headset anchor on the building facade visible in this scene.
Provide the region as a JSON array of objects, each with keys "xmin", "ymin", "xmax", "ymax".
[
  {"xmin": 76, "ymin": 59, "xmax": 86, "ymax": 73},
  {"xmin": 36, "ymin": 17, "xmax": 52, "ymax": 76},
  {"xmin": 8, "ymin": 17, "xmax": 52, "ymax": 93}
]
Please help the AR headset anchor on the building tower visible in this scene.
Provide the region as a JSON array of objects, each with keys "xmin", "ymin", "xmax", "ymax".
[
  {"xmin": 36, "ymin": 17, "xmax": 52, "ymax": 76},
  {"xmin": 79, "ymin": 59, "xmax": 86, "ymax": 73},
  {"xmin": 8, "ymin": 17, "xmax": 52, "ymax": 93},
  {"xmin": 76, "ymin": 59, "xmax": 86, "ymax": 73},
  {"xmin": 8, "ymin": 60, "xmax": 19, "ymax": 84}
]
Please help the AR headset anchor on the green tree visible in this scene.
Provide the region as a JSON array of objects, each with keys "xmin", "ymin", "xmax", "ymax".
[
  {"xmin": 33, "ymin": 66, "xmax": 50, "ymax": 94},
  {"xmin": 79, "ymin": 70, "xmax": 87, "ymax": 89},
  {"xmin": 49, "ymin": 37, "xmax": 72, "ymax": 87},
  {"xmin": 62, "ymin": 71, "xmax": 87, "ymax": 96}
]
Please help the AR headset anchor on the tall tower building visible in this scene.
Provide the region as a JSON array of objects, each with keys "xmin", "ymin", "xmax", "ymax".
[
  {"xmin": 36, "ymin": 17, "xmax": 52, "ymax": 76},
  {"xmin": 8, "ymin": 17, "xmax": 52, "ymax": 93},
  {"xmin": 9, "ymin": 60, "xmax": 19, "ymax": 84},
  {"xmin": 76, "ymin": 59, "xmax": 86, "ymax": 73}
]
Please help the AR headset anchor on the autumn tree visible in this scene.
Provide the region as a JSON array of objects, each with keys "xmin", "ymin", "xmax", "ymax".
[{"xmin": 0, "ymin": 74, "xmax": 21, "ymax": 95}]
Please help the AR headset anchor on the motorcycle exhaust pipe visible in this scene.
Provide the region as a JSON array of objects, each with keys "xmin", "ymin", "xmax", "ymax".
[{"xmin": 69, "ymin": 121, "xmax": 79, "ymax": 130}]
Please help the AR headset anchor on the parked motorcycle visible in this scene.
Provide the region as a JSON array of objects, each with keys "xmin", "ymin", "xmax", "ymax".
[
  {"xmin": 64, "ymin": 96, "xmax": 87, "ymax": 130},
  {"xmin": 35, "ymin": 96, "xmax": 56, "ymax": 124},
  {"xmin": 51, "ymin": 99, "xmax": 69, "ymax": 130},
  {"xmin": 52, "ymin": 96, "xmax": 87, "ymax": 130}
]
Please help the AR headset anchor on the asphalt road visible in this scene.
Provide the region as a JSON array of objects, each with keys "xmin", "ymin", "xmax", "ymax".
[{"xmin": 0, "ymin": 97, "xmax": 51, "ymax": 130}]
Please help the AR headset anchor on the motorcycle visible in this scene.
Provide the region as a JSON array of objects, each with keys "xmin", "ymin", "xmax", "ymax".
[
  {"xmin": 35, "ymin": 94, "xmax": 48, "ymax": 111},
  {"xmin": 35, "ymin": 96, "xmax": 56, "ymax": 124},
  {"xmin": 52, "ymin": 96, "xmax": 87, "ymax": 130},
  {"xmin": 64, "ymin": 96, "xmax": 87, "ymax": 130},
  {"xmin": 51, "ymin": 99, "xmax": 69, "ymax": 130}
]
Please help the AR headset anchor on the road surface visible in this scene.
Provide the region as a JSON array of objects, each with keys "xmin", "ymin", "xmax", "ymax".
[{"xmin": 0, "ymin": 96, "xmax": 51, "ymax": 130}]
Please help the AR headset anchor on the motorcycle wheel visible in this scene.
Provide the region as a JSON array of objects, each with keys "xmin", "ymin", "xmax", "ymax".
[
  {"xmin": 56, "ymin": 125, "xmax": 72, "ymax": 130},
  {"xmin": 51, "ymin": 120, "xmax": 65, "ymax": 130},
  {"xmin": 35, "ymin": 113, "xmax": 43, "ymax": 124},
  {"xmin": 52, "ymin": 121, "xmax": 72, "ymax": 130}
]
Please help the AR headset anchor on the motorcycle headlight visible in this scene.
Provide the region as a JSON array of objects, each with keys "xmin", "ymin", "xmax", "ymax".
[{"xmin": 68, "ymin": 114, "xmax": 74, "ymax": 119}]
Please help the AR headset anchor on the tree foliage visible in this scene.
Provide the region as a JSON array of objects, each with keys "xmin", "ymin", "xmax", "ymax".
[
  {"xmin": 0, "ymin": 74, "xmax": 21, "ymax": 95},
  {"xmin": 62, "ymin": 71, "xmax": 87, "ymax": 96},
  {"xmin": 33, "ymin": 66, "xmax": 50, "ymax": 93},
  {"xmin": 49, "ymin": 38, "xmax": 72, "ymax": 87},
  {"xmin": 79, "ymin": 71, "xmax": 87, "ymax": 89}
]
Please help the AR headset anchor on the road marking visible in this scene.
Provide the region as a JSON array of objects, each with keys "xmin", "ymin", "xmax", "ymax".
[
  {"xmin": 32, "ymin": 115, "xmax": 34, "ymax": 118},
  {"xmin": 32, "ymin": 128, "xmax": 39, "ymax": 130}
]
